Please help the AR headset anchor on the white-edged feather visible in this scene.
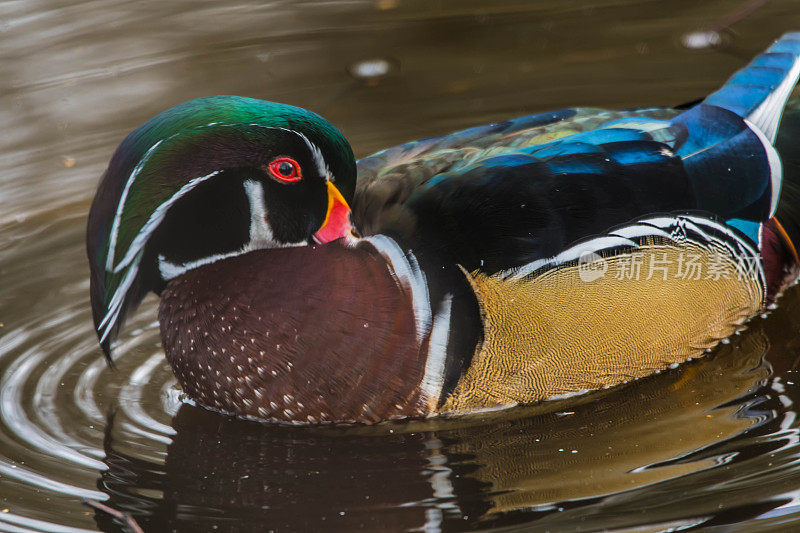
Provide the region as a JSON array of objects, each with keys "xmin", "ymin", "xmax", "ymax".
[
  {"xmin": 363, "ymin": 235, "xmax": 432, "ymax": 344},
  {"xmin": 501, "ymin": 214, "xmax": 764, "ymax": 287},
  {"xmin": 747, "ymin": 48, "xmax": 800, "ymax": 142},
  {"xmin": 421, "ymin": 293, "xmax": 453, "ymax": 404},
  {"xmin": 744, "ymin": 118, "xmax": 784, "ymax": 217}
]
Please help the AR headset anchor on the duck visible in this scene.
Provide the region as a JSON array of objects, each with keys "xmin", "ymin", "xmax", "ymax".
[{"xmin": 88, "ymin": 33, "xmax": 800, "ymax": 424}]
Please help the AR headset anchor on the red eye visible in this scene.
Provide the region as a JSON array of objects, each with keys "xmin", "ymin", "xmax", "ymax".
[{"xmin": 268, "ymin": 157, "xmax": 302, "ymax": 183}]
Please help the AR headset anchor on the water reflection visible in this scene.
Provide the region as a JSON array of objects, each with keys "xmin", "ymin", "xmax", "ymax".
[{"xmin": 94, "ymin": 293, "xmax": 800, "ymax": 531}]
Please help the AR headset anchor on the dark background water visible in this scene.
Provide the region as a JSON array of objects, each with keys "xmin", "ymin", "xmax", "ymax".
[{"xmin": 2, "ymin": 1, "xmax": 800, "ymax": 531}]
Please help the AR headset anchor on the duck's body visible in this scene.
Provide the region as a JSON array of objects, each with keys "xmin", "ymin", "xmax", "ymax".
[{"xmin": 89, "ymin": 34, "xmax": 800, "ymax": 424}]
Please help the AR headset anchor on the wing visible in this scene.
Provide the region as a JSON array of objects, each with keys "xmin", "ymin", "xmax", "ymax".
[
  {"xmin": 353, "ymin": 33, "xmax": 800, "ymax": 275},
  {"xmin": 353, "ymin": 106, "xmax": 681, "ymax": 240},
  {"xmin": 355, "ymin": 109, "xmax": 779, "ymax": 274},
  {"xmin": 356, "ymin": 108, "xmax": 697, "ymax": 273}
]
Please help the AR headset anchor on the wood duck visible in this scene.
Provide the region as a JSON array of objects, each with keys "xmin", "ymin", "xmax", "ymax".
[{"xmin": 88, "ymin": 33, "xmax": 800, "ymax": 424}]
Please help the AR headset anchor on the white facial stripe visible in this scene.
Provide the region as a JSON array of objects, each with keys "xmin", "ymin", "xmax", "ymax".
[
  {"xmin": 112, "ymin": 171, "xmax": 221, "ymax": 273},
  {"xmin": 421, "ymin": 293, "xmax": 452, "ymax": 405},
  {"xmin": 242, "ymin": 123, "xmax": 330, "ymax": 180},
  {"xmin": 293, "ymin": 130, "xmax": 333, "ymax": 181},
  {"xmin": 98, "ymin": 249, "xmax": 144, "ymax": 343},
  {"xmin": 102, "ymin": 175, "xmax": 283, "ymax": 341},
  {"xmin": 157, "ymin": 180, "xmax": 305, "ymax": 280},
  {"xmin": 157, "ymin": 249, "xmax": 260, "ymax": 280},
  {"xmin": 99, "ymin": 170, "xmax": 221, "ymax": 341},
  {"xmin": 106, "ymin": 139, "xmax": 163, "ymax": 271},
  {"xmin": 243, "ymin": 179, "xmax": 273, "ymax": 244},
  {"xmin": 101, "ymin": 123, "xmax": 332, "ymax": 340},
  {"xmin": 107, "ymin": 123, "xmax": 329, "ymax": 274},
  {"xmin": 364, "ymin": 235, "xmax": 432, "ymax": 344},
  {"xmin": 240, "ymin": 179, "xmax": 307, "ymax": 251}
]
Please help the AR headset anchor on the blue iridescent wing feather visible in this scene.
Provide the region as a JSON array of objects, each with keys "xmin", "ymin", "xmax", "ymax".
[{"xmin": 354, "ymin": 33, "xmax": 800, "ymax": 274}]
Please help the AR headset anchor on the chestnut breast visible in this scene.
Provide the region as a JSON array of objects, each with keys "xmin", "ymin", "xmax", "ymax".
[{"xmin": 158, "ymin": 243, "xmax": 427, "ymax": 424}]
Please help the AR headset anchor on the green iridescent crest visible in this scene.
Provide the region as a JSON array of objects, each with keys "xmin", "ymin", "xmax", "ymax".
[{"xmin": 87, "ymin": 95, "xmax": 355, "ymax": 352}]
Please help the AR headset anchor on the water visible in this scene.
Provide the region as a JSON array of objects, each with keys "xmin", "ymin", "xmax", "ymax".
[{"xmin": 2, "ymin": 1, "xmax": 800, "ymax": 531}]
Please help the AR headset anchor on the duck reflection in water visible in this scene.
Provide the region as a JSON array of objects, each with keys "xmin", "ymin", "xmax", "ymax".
[{"xmin": 91, "ymin": 300, "xmax": 800, "ymax": 532}]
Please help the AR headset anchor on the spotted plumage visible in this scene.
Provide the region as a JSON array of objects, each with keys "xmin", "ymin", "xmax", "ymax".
[{"xmin": 88, "ymin": 33, "xmax": 800, "ymax": 423}]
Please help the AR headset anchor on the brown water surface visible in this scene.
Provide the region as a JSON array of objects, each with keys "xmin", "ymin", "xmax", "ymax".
[{"xmin": 2, "ymin": 1, "xmax": 800, "ymax": 531}]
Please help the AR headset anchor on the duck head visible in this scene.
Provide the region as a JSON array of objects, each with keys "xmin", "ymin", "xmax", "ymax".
[{"xmin": 87, "ymin": 96, "xmax": 357, "ymax": 361}]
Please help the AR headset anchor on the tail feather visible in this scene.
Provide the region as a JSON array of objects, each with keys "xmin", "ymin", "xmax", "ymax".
[
  {"xmin": 774, "ymin": 99, "xmax": 800, "ymax": 248},
  {"xmin": 705, "ymin": 32, "xmax": 800, "ymax": 142}
]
